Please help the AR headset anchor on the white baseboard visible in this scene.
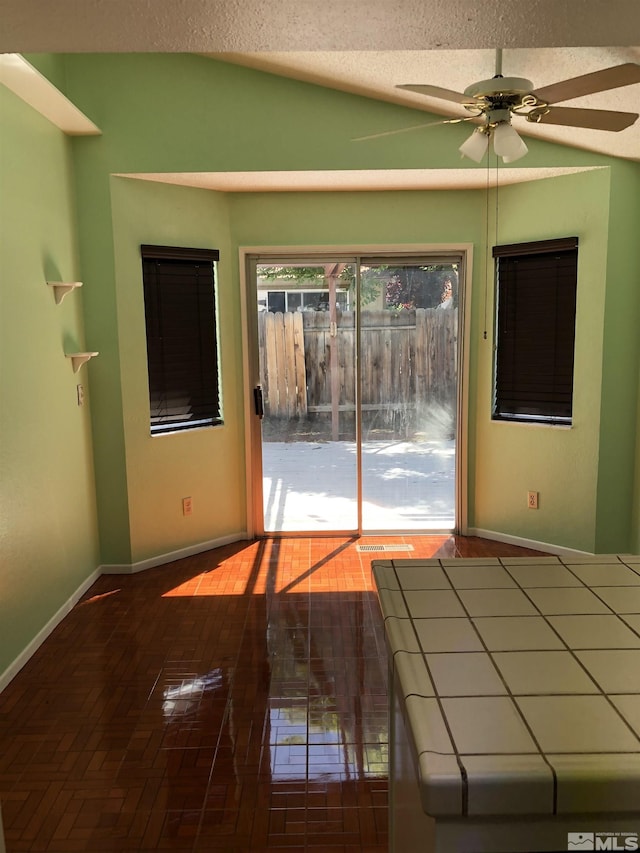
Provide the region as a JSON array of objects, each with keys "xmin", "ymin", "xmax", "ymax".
[
  {"xmin": 0, "ymin": 566, "xmax": 102, "ymax": 693},
  {"xmin": 466, "ymin": 527, "xmax": 593, "ymax": 558},
  {"xmin": 0, "ymin": 532, "xmax": 251, "ymax": 695},
  {"xmin": 100, "ymin": 532, "xmax": 250, "ymax": 574}
]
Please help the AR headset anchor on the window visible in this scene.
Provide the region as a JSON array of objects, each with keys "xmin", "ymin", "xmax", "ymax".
[
  {"xmin": 493, "ymin": 237, "xmax": 578, "ymax": 425},
  {"xmin": 261, "ymin": 288, "xmax": 350, "ymax": 313},
  {"xmin": 141, "ymin": 245, "xmax": 222, "ymax": 434}
]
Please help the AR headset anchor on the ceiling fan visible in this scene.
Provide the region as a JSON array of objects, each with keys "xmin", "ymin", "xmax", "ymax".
[{"xmin": 358, "ymin": 50, "xmax": 640, "ymax": 163}]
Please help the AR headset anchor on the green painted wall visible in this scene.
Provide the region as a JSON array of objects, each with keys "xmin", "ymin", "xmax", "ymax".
[
  {"xmin": 228, "ymin": 189, "xmax": 483, "ymax": 245},
  {"xmin": 61, "ymin": 53, "xmax": 612, "ymax": 174},
  {"xmin": 0, "ymin": 86, "xmax": 100, "ymax": 676},
  {"xmin": 23, "ymin": 53, "xmax": 68, "ymax": 93},
  {"xmin": 634, "ymin": 366, "xmax": 640, "ymax": 554},
  {"xmin": 72, "ymin": 157, "xmax": 131, "ymax": 564},
  {"xmin": 473, "ymin": 168, "xmax": 612, "ymax": 552},
  {"xmin": 110, "ymin": 177, "xmax": 244, "ymax": 563},
  {"xmin": 595, "ymin": 162, "xmax": 640, "ymax": 552}
]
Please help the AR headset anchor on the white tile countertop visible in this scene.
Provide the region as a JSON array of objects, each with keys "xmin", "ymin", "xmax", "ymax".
[{"xmin": 373, "ymin": 555, "xmax": 640, "ymax": 819}]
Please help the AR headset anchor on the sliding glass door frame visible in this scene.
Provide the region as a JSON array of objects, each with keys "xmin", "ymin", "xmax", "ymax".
[{"xmin": 239, "ymin": 244, "xmax": 473, "ymax": 538}]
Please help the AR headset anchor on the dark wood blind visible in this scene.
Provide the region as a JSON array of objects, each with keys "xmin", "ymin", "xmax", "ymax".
[
  {"xmin": 493, "ymin": 238, "xmax": 578, "ymax": 424},
  {"xmin": 141, "ymin": 245, "xmax": 221, "ymax": 434}
]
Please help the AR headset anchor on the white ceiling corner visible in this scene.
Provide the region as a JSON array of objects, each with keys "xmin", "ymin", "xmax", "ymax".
[
  {"xmin": 0, "ymin": 53, "xmax": 101, "ymax": 135},
  {"xmin": 117, "ymin": 167, "xmax": 606, "ymax": 193}
]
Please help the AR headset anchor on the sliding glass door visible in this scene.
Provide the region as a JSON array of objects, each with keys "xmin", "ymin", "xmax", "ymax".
[
  {"xmin": 256, "ymin": 259, "xmax": 359, "ymax": 532},
  {"xmin": 248, "ymin": 253, "xmax": 460, "ymax": 534},
  {"xmin": 359, "ymin": 260, "xmax": 458, "ymax": 531}
]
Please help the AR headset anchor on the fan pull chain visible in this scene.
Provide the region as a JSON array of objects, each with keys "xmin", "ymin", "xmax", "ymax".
[
  {"xmin": 483, "ymin": 152, "xmax": 500, "ymax": 341},
  {"xmin": 495, "ymin": 154, "xmax": 500, "ymax": 259},
  {"xmin": 483, "ymin": 156, "xmax": 491, "ymax": 340}
]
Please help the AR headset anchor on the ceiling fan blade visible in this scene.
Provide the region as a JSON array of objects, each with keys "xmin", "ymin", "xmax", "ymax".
[
  {"xmin": 396, "ymin": 83, "xmax": 470, "ymax": 104},
  {"xmin": 533, "ymin": 105, "xmax": 639, "ymax": 131},
  {"xmin": 352, "ymin": 116, "xmax": 475, "ymax": 142},
  {"xmin": 533, "ymin": 63, "xmax": 640, "ymax": 105}
]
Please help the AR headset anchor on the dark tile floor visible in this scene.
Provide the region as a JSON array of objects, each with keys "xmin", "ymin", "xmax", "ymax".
[{"xmin": 0, "ymin": 536, "xmax": 546, "ymax": 851}]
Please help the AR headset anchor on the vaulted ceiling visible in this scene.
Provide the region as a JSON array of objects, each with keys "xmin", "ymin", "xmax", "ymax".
[
  {"xmin": 2, "ymin": 0, "xmax": 639, "ymax": 163},
  {"xmin": 211, "ymin": 47, "xmax": 640, "ymax": 162}
]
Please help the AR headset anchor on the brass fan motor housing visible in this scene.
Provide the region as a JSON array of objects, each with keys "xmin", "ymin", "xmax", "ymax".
[
  {"xmin": 461, "ymin": 76, "xmax": 550, "ymax": 122},
  {"xmin": 463, "ymin": 75, "xmax": 535, "ymax": 99}
]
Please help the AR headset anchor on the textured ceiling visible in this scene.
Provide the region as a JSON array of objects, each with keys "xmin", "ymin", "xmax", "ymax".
[{"xmin": 2, "ymin": 0, "xmax": 640, "ymax": 52}]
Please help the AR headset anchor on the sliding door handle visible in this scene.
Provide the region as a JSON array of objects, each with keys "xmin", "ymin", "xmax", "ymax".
[{"xmin": 253, "ymin": 385, "xmax": 264, "ymax": 419}]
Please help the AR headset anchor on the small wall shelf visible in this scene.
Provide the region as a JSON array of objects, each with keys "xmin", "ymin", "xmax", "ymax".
[
  {"xmin": 47, "ymin": 281, "xmax": 83, "ymax": 304},
  {"xmin": 66, "ymin": 352, "xmax": 98, "ymax": 373}
]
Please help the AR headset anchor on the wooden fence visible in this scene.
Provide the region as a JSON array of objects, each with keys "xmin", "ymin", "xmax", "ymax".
[{"xmin": 258, "ymin": 308, "xmax": 458, "ymax": 430}]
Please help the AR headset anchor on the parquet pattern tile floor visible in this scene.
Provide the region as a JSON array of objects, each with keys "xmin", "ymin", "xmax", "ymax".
[{"xmin": 0, "ymin": 536, "xmax": 546, "ymax": 851}]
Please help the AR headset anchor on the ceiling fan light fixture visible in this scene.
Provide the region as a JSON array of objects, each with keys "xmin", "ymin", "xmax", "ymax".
[
  {"xmin": 492, "ymin": 120, "xmax": 528, "ymax": 163},
  {"xmin": 459, "ymin": 128, "xmax": 489, "ymax": 162},
  {"xmin": 501, "ymin": 140, "xmax": 529, "ymax": 163}
]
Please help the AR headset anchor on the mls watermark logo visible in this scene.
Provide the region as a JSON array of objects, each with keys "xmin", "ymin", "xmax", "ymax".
[
  {"xmin": 568, "ymin": 836, "xmax": 596, "ymax": 851},
  {"xmin": 568, "ymin": 832, "xmax": 639, "ymax": 850}
]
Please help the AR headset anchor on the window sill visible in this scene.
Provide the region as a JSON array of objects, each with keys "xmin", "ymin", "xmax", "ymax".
[
  {"xmin": 491, "ymin": 417, "xmax": 572, "ymax": 430},
  {"xmin": 150, "ymin": 421, "xmax": 224, "ymax": 437}
]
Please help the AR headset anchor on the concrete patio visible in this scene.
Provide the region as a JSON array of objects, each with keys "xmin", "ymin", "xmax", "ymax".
[{"xmin": 262, "ymin": 439, "xmax": 456, "ymax": 532}]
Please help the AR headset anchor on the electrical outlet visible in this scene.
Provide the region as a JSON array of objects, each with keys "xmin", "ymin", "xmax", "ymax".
[
  {"xmin": 182, "ymin": 497, "xmax": 193, "ymax": 516},
  {"xmin": 527, "ymin": 491, "xmax": 539, "ymax": 509},
  {"xmin": 76, "ymin": 384, "xmax": 84, "ymax": 406}
]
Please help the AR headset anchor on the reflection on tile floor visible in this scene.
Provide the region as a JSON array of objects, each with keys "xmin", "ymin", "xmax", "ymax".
[{"xmin": 0, "ymin": 536, "xmax": 546, "ymax": 851}]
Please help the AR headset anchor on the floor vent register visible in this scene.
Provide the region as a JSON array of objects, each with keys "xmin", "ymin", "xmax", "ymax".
[{"xmin": 356, "ymin": 544, "xmax": 415, "ymax": 553}]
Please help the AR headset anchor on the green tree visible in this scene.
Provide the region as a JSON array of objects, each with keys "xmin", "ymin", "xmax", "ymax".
[
  {"xmin": 372, "ymin": 264, "xmax": 458, "ymax": 311},
  {"xmin": 257, "ymin": 265, "xmax": 381, "ymax": 306},
  {"xmin": 256, "ymin": 263, "xmax": 458, "ymax": 308}
]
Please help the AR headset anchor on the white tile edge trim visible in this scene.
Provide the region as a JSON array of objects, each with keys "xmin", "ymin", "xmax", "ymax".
[
  {"xmin": 0, "ymin": 533, "xmax": 250, "ymax": 694},
  {"xmin": 467, "ymin": 528, "xmax": 593, "ymax": 558},
  {"xmin": 100, "ymin": 532, "xmax": 250, "ymax": 574}
]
